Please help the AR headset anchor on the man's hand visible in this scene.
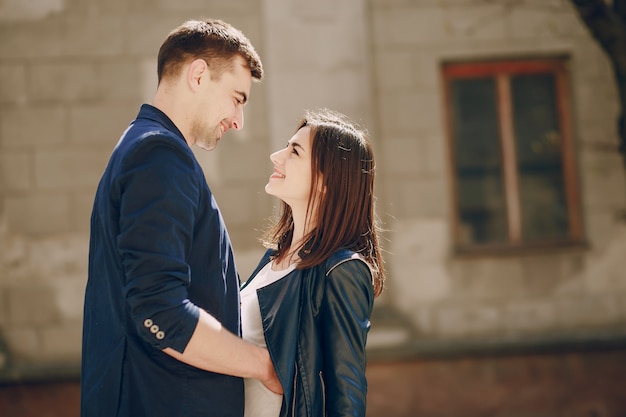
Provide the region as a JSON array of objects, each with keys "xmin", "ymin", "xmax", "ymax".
[{"xmin": 260, "ymin": 350, "xmax": 283, "ymax": 395}]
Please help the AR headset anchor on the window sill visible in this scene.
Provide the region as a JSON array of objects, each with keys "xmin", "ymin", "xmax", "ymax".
[{"xmin": 452, "ymin": 239, "xmax": 589, "ymax": 259}]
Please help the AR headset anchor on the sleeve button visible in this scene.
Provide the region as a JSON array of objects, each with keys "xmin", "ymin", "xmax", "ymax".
[{"xmin": 144, "ymin": 319, "xmax": 153, "ymax": 328}]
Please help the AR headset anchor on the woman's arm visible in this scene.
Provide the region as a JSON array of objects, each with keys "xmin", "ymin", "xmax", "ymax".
[{"xmin": 320, "ymin": 259, "xmax": 375, "ymax": 417}]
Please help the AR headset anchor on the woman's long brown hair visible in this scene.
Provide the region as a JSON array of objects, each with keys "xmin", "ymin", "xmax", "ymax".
[{"xmin": 262, "ymin": 109, "xmax": 385, "ymax": 296}]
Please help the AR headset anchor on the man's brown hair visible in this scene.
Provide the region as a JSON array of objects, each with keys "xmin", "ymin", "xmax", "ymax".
[{"xmin": 157, "ymin": 18, "xmax": 263, "ymax": 83}]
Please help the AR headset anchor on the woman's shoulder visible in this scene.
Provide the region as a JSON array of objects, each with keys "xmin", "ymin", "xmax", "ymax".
[
  {"xmin": 320, "ymin": 250, "xmax": 375, "ymax": 305},
  {"xmin": 324, "ymin": 249, "xmax": 370, "ymax": 277}
]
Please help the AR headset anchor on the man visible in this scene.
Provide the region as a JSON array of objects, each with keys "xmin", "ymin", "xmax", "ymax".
[{"xmin": 81, "ymin": 19, "xmax": 281, "ymax": 417}]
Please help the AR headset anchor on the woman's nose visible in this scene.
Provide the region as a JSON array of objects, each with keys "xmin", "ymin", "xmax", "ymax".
[{"xmin": 270, "ymin": 149, "xmax": 282, "ymax": 164}]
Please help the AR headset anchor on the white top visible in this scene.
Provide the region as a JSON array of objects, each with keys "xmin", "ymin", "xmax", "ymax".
[{"xmin": 241, "ymin": 261, "xmax": 296, "ymax": 417}]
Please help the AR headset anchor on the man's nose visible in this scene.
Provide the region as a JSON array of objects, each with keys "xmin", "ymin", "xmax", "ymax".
[{"xmin": 232, "ymin": 108, "xmax": 244, "ymax": 130}]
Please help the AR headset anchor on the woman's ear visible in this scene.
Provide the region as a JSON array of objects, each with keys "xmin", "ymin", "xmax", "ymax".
[{"xmin": 317, "ymin": 179, "xmax": 326, "ymax": 194}]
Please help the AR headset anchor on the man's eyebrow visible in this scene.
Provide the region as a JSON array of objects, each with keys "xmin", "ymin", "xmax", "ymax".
[{"xmin": 236, "ymin": 90, "xmax": 248, "ymax": 104}]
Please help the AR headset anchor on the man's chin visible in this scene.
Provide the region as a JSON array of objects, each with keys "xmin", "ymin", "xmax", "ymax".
[{"xmin": 197, "ymin": 138, "xmax": 219, "ymax": 151}]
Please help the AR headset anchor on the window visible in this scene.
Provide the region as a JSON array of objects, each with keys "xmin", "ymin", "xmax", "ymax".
[{"xmin": 443, "ymin": 58, "xmax": 583, "ymax": 252}]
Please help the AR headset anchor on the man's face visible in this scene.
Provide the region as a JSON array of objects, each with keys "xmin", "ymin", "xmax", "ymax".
[{"xmin": 191, "ymin": 55, "xmax": 252, "ymax": 151}]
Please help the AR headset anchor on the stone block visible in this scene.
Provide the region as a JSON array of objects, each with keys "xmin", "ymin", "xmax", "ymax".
[
  {"xmin": 34, "ymin": 148, "xmax": 110, "ymax": 189},
  {"xmin": 125, "ymin": 16, "xmax": 193, "ymax": 57},
  {"xmin": 388, "ymin": 52, "xmax": 440, "ymax": 92},
  {"xmin": 389, "ymin": 219, "xmax": 453, "ymax": 312},
  {"xmin": 0, "ymin": 290, "xmax": 6, "ymax": 326},
  {"xmin": 554, "ymin": 295, "xmax": 622, "ymax": 328},
  {"xmin": 383, "ymin": 180, "xmax": 417, "ymax": 219},
  {"xmin": 235, "ymin": 247, "xmax": 269, "ymax": 283},
  {"xmin": 382, "ymin": 136, "xmax": 425, "ymax": 176},
  {"xmin": 220, "ymin": 139, "xmax": 270, "ymax": 183},
  {"xmin": 12, "ymin": 235, "xmax": 87, "ymax": 288},
  {"xmin": 402, "ymin": 264, "xmax": 451, "ymax": 303},
  {"xmin": 5, "ymin": 193, "xmax": 71, "ymax": 235},
  {"xmin": 266, "ymin": 19, "xmax": 363, "ymax": 73},
  {"xmin": 520, "ymin": 254, "xmax": 585, "ymax": 297},
  {"xmin": 0, "ymin": 19, "xmax": 64, "ymax": 59},
  {"xmin": 29, "ymin": 62, "xmax": 98, "ymax": 102},
  {"xmin": 40, "ymin": 322, "xmax": 82, "ymax": 361},
  {"xmin": 584, "ymin": 210, "xmax": 622, "ymax": 253},
  {"xmin": 578, "ymin": 132, "xmax": 622, "ymax": 162},
  {"xmin": 444, "ymin": 4, "xmax": 508, "ymax": 41},
  {"xmin": 0, "ymin": 0, "xmax": 64, "ymax": 22},
  {"xmin": 504, "ymin": 300, "xmax": 557, "ymax": 332},
  {"xmin": 155, "ymin": 0, "xmax": 253, "ymax": 13},
  {"xmin": 382, "ymin": 134, "xmax": 446, "ymax": 178},
  {"xmin": 71, "ymin": 191, "xmax": 96, "ymax": 233},
  {"xmin": 583, "ymin": 223, "xmax": 626, "ymax": 293},
  {"xmin": 215, "ymin": 185, "xmax": 255, "ymax": 226},
  {"xmin": 509, "ymin": 7, "xmax": 560, "ymax": 40},
  {"xmin": 578, "ymin": 153, "xmax": 622, "ymax": 191},
  {"xmin": 1, "ymin": 106, "xmax": 66, "ymax": 147},
  {"xmin": 572, "ymin": 41, "xmax": 614, "ymax": 83},
  {"xmin": 97, "ymin": 60, "xmax": 143, "ymax": 101},
  {"xmin": 434, "ymin": 303, "xmax": 502, "ymax": 337},
  {"xmin": 7, "ymin": 285, "xmax": 60, "ymax": 325},
  {"xmin": 378, "ymin": 91, "xmax": 442, "ymax": 135},
  {"xmin": 449, "ymin": 258, "xmax": 525, "ymax": 299},
  {"xmin": 575, "ymin": 82, "xmax": 619, "ymax": 125},
  {"xmin": 579, "ymin": 163, "xmax": 626, "ymax": 210},
  {"xmin": 0, "ymin": 64, "xmax": 26, "ymax": 104},
  {"xmin": 3, "ymin": 327, "xmax": 40, "ymax": 361},
  {"xmin": 404, "ymin": 177, "xmax": 449, "ymax": 219},
  {"xmin": 372, "ymin": 7, "xmax": 447, "ymax": 47},
  {"xmin": 374, "ymin": 51, "xmax": 415, "ymax": 91},
  {"xmin": 68, "ymin": 102, "xmax": 137, "ymax": 145},
  {"xmin": 62, "ymin": 16, "xmax": 125, "ymax": 57},
  {"xmin": 508, "ymin": 2, "xmax": 589, "ymax": 41},
  {"xmin": 0, "ymin": 150, "xmax": 32, "ymax": 191}
]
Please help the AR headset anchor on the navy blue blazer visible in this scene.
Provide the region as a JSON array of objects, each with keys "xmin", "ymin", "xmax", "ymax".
[{"xmin": 81, "ymin": 104, "xmax": 243, "ymax": 417}]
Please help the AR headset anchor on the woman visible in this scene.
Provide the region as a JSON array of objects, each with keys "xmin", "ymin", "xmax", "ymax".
[{"xmin": 240, "ymin": 109, "xmax": 385, "ymax": 417}]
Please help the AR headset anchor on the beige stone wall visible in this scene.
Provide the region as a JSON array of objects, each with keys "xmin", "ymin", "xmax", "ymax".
[
  {"xmin": 1, "ymin": 0, "xmax": 625, "ymax": 379},
  {"xmin": 0, "ymin": 0, "xmax": 272, "ymax": 376},
  {"xmin": 369, "ymin": 0, "xmax": 626, "ymax": 346},
  {"xmin": 0, "ymin": 0, "xmax": 374, "ymax": 377}
]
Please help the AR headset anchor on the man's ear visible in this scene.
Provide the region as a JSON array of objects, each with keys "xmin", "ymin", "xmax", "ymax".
[{"xmin": 187, "ymin": 59, "xmax": 208, "ymax": 92}]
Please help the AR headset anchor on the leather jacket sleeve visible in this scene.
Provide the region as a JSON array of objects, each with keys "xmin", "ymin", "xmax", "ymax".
[{"xmin": 319, "ymin": 258, "xmax": 374, "ymax": 417}]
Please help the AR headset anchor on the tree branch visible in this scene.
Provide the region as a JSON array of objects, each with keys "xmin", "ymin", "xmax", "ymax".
[
  {"xmin": 614, "ymin": 0, "xmax": 626, "ymax": 23},
  {"xmin": 570, "ymin": 0, "xmax": 626, "ymax": 74},
  {"xmin": 570, "ymin": 0, "xmax": 626, "ymax": 156}
]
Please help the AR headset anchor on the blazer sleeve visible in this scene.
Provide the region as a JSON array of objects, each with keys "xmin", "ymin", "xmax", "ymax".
[
  {"xmin": 320, "ymin": 258, "xmax": 374, "ymax": 417},
  {"xmin": 116, "ymin": 135, "xmax": 200, "ymax": 353}
]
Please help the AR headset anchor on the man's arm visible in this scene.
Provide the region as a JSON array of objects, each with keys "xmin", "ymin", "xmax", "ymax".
[
  {"xmin": 118, "ymin": 139, "xmax": 281, "ymax": 392},
  {"xmin": 164, "ymin": 309, "xmax": 283, "ymax": 394}
]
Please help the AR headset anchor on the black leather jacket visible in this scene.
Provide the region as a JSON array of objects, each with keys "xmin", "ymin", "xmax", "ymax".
[{"xmin": 242, "ymin": 249, "xmax": 374, "ymax": 417}]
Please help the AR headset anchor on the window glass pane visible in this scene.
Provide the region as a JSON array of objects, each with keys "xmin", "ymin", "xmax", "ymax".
[
  {"xmin": 511, "ymin": 73, "xmax": 569, "ymax": 241},
  {"xmin": 451, "ymin": 78, "xmax": 508, "ymax": 245}
]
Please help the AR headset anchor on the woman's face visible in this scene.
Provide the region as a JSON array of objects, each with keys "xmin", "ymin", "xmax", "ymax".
[{"xmin": 265, "ymin": 126, "xmax": 315, "ymax": 211}]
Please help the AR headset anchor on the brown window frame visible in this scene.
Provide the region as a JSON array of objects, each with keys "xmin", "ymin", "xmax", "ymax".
[{"xmin": 442, "ymin": 58, "xmax": 585, "ymax": 255}]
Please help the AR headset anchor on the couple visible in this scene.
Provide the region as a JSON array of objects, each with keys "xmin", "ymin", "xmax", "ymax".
[{"xmin": 80, "ymin": 18, "xmax": 385, "ymax": 417}]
